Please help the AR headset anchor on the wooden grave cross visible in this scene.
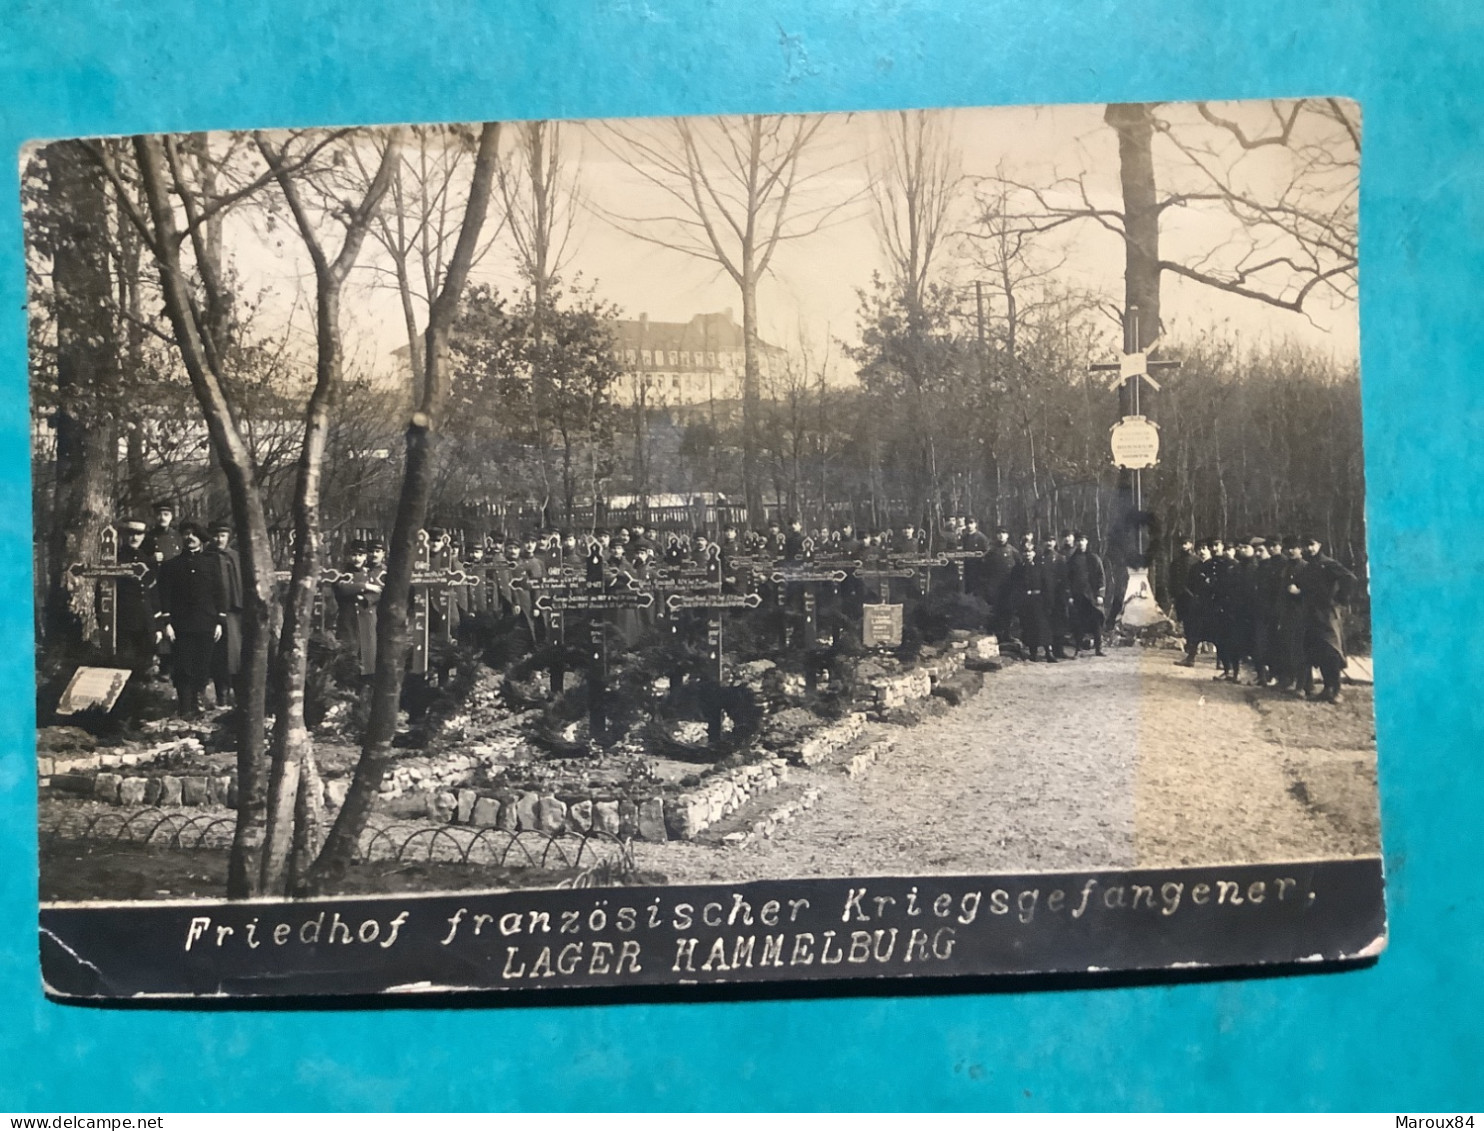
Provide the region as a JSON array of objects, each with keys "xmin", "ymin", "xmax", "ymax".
[{"xmin": 67, "ymin": 524, "xmax": 144, "ymax": 655}]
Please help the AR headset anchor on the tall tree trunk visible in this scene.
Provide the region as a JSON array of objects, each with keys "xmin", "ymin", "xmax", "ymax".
[
  {"xmin": 305, "ymin": 122, "xmax": 501, "ymax": 894},
  {"xmin": 132, "ymin": 135, "xmax": 274, "ymax": 898},
  {"xmin": 741, "ymin": 271, "xmax": 763, "ymax": 527},
  {"xmin": 255, "ymin": 130, "xmax": 399, "ymax": 895},
  {"xmin": 1105, "ymin": 103, "xmax": 1161, "ymax": 351},
  {"xmin": 44, "ymin": 142, "xmax": 119, "ymax": 649},
  {"xmin": 1105, "ymin": 102, "xmax": 1163, "ymax": 572}
]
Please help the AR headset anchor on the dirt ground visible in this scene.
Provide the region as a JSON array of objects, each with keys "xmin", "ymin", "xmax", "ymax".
[
  {"xmin": 38, "ymin": 646, "xmax": 1379, "ymax": 899},
  {"xmin": 631, "ymin": 647, "xmax": 1380, "ymax": 883}
]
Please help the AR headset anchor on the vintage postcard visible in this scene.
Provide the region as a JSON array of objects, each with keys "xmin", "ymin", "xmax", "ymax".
[{"xmin": 25, "ymin": 98, "xmax": 1383, "ymax": 1000}]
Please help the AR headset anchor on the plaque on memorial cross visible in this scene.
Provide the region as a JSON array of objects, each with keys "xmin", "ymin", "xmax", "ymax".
[
  {"xmin": 862, "ymin": 603, "xmax": 904, "ymax": 648},
  {"xmin": 1109, "ymin": 415, "xmax": 1161, "ymax": 470},
  {"xmin": 56, "ymin": 665, "xmax": 131, "ymax": 715}
]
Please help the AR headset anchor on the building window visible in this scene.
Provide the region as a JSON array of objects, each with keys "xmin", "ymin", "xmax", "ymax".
[
  {"xmin": 706, "ymin": 352, "xmax": 716, "ymax": 367},
  {"xmin": 668, "ymin": 350, "xmax": 678, "ymax": 365},
  {"xmin": 642, "ymin": 350, "xmax": 652, "ymax": 366},
  {"xmin": 625, "ymin": 349, "xmax": 636, "ymax": 364}
]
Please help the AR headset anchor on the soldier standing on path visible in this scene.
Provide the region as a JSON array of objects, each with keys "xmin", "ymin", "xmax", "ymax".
[
  {"xmin": 1044, "ymin": 536, "xmax": 1073, "ymax": 659},
  {"xmin": 115, "ymin": 518, "xmax": 160, "ymax": 674},
  {"xmin": 1252, "ymin": 538, "xmax": 1283, "ymax": 686},
  {"xmin": 1010, "ymin": 542, "xmax": 1058, "ymax": 662},
  {"xmin": 983, "ymin": 526, "xmax": 1021, "ymax": 641},
  {"xmin": 205, "ymin": 521, "xmax": 243, "ymax": 706},
  {"xmin": 1066, "ymin": 533, "xmax": 1106, "ymax": 656},
  {"xmin": 1294, "ymin": 536, "xmax": 1358, "ymax": 704},
  {"xmin": 155, "ymin": 522, "xmax": 226, "ymax": 718},
  {"xmin": 1175, "ymin": 542, "xmax": 1216, "ymax": 667},
  {"xmin": 1273, "ymin": 537, "xmax": 1309, "ymax": 692},
  {"xmin": 1221, "ymin": 538, "xmax": 1261, "ymax": 683},
  {"xmin": 1169, "ymin": 535, "xmax": 1198, "ymax": 629}
]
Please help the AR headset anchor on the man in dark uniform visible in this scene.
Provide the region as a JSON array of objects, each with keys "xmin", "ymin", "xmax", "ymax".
[
  {"xmin": 1252, "ymin": 537, "xmax": 1283, "ymax": 686},
  {"xmin": 1207, "ymin": 538, "xmax": 1239, "ymax": 679},
  {"xmin": 981, "ymin": 526, "xmax": 1021, "ymax": 640},
  {"xmin": 205, "ymin": 521, "xmax": 243, "ymax": 705},
  {"xmin": 114, "ymin": 518, "xmax": 160, "ymax": 674},
  {"xmin": 1222, "ymin": 538, "xmax": 1261, "ymax": 683},
  {"xmin": 332, "ymin": 541, "xmax": 381, "ymax": 679},
  {"xmin": 1044, "ymin": 536, "xmax": 1073, "ymax": 659},
  {"xmin": 783, "ymin": 518, "xmax": 807, "ymax": 560},
  {"xmin": 156, "ymin": 522, "xmax": 226, "ymax": 717},
  {"xmin": 143, "ymin": 500, "xmax": 183, "ymax": 565},
  {"xmin": 1010, "ymin": 542, "xmax": 1058, "ymax": 662},
  {"xmin": 1176, "ymin": 542, "xmax": 1215, "ymax": 667},
  {"xmin": 517, "ymin": 533, "xmax": 546, "ymax": 646},
  {"xmin": 1066, "ymin": 532, "xmax": 1107, "ymax": 656},
  {"xmin": 1273, "ymin": 536, "xmax": 1309, "ymax": 692},
  {"xmin": 1294, "ymin": 536, "xmax": 1358, "ymax": 703},
  {"xmin": 1169, "ymin": 535, "xmax": 1198, "ymax": 628},
  {"xmin": 959, "ymin": 518, "xmax": 990, "ymax": 601},
  {"xmin": 457, "ymin": 536, "xmax": 491, "ymax": 647}
]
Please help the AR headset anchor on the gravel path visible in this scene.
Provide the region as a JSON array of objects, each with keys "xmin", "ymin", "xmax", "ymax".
[{"xmin": 636, "ymin": 648, "xmax": 1378, "ymax": 884}]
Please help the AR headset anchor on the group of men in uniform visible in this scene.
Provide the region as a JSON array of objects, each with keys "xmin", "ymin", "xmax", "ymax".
[
  {"xmin": 1168, "ymin": 533, "xmax": 1358, "ymax": 704},
  {"xmin": 111, "ymin": 501, "xmax": 243, "ymax": 716},
  {"xmin": 954, "ymin": 526, "xmax": 1110, "ymax": 663}
]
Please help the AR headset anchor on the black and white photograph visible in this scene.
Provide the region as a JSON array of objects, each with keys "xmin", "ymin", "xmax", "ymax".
[{"xmin": 24, "ymin": 99, "xmax": 1383, "ymax": 1000}]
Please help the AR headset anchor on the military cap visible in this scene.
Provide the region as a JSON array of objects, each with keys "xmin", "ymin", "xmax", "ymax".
[
  {"xmin": 178, "ymin": 520, "xmax": 206, "ymax": 540},
  {"xmin": 120, "ymin": 519, "xmax": 148, "ymax": 534},
  {"xmin": 1073, "ymin": 530, "xmax": 1086, "ymax": 540},
  {"xmin": 152, "ymin": 498, "xmax": 176, "ymax": 512},
  {"xmin": 1248, "ymin": 536, "xmax": 1266, "ymax": 548},
  {"xmin": 349, "ymin": 539, "xmax": 368, "ymax": 554},
  {"xmin": 208, "ymin": 520, "xmax": 232, "ymax": 535}
]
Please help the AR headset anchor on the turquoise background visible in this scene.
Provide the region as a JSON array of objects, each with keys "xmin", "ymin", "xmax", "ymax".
[{"xmin": 1, "ymin": 0, "xmax": 1480, "ymax": 1112}]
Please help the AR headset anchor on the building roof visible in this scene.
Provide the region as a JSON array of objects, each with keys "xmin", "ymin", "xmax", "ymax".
[{"xmin": 611, "ymin": 309, "xmax": 785, "ymax": 359}]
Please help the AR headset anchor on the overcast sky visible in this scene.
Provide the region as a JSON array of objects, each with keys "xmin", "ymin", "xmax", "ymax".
[{"xmin": 230, "ymin": 99, "xmax": 1359, "ymax": 386}]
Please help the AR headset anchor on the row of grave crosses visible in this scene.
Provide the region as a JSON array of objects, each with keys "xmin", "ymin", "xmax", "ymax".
[
  {"xmin": 71, "ymin": 524, "xmax": 981, "ymax": 662},
  {"xmin": 70, "ymin": 524, "xmax": 982, "ymax": 741}
]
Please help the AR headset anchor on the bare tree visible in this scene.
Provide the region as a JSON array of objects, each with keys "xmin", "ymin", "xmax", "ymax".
[
  {"xmin": 596, "ymin": 114, "xmax": 852, "ymax": 527},
  {"xmin": 305, "ymin": 121, "xmax": 502, "ymax": 893},
  {"xmin": 89, "ymin": 133, "xmax": 294, "ymax": 897},
  {"xmin": 252, "ymin": 128, "xmax": 401, "ymax": 893},
  {"xmin": 869, "ymin": 110, "xmax": 960, "ymax": 316},
  {"xmin": 863, "ymin": 110, "xmax": 962, "ymax": 536},
  {"xmin": 498, "ymin": 120, "xmax": 581, "ymax": 307},
  {"xmin": 26, "ymin": 142, "xmax": 121, "ymax": 647},
  {"xmin": 993, "ymin": 99, "xmax": 1358, "ymax": 347}
]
